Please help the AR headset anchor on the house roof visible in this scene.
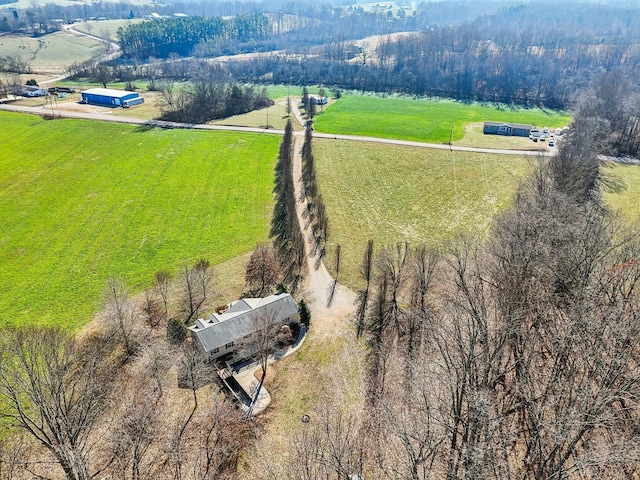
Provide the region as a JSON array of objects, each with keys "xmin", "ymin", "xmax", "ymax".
[
  {"xmin": 484, "ymin": 121, "xmax": 532, "ymax": 129},
  {"xmin": 189, "ymin": 293, "xmax": 299, "ymax": 353},
  {"xmin": 81, "ymin": 88, "xmax": 137, "ymax": 99}
]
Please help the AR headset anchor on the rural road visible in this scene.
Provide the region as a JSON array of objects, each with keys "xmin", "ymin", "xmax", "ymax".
[
  {"xmin": 291, "ymin": 134, "xmax": 357, "ymax": 336},
  {"xmin": 0, "ymin": 103, "xmax": 553, "ymax": 157}
]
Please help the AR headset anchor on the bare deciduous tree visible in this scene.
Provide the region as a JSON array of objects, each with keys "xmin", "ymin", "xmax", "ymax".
[
  {"xmin": 103, "ymin": 276, "xmax": 139, "ymax": 359},
  {"xmin": 142, "ymin": 288, "xmax": 164, "ymax": 329},
  {"xmin": 355, "ymin": 239, "xmax": 374, "ymax": 339},
  {"xmin": 327, "ymin": 244, "xmax": 341, "ymax": 307},
  {"xmin": 190, "ymin": 400, "xmax": 250, "ymax": 480},
  {"xmin": 0, "ymin": 327, "xmax": 113, "ymax": 480},
  {"xmin": 107, "ymin": 345, "xmax": 170, "ymax": 480},
  {"xmin": 244, "ymin": 243, "xmax": 281, "ymax": 297},
  {"xmin": 180, "ymin": 259, "xmax": 214, "ymax": 324},
  {"xmin": 154, "ymin": 269, "xmax": 173, "ymax": 320},
  {"xmin": 287, "ymin": 405, "xmax": 366, "ymax": 480}
]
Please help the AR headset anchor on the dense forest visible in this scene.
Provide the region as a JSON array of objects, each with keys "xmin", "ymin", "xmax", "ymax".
[{"xmin": 117, "ymin": 14, "xmax": 271, "ymax": 59}]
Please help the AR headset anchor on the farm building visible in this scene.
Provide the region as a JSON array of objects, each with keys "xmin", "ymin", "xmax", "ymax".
[
  {"xmin": 14, "ymin": 85, "xmax": 48, "ymax": 97},
  {"xmin": 80, "ymin": 88, "xmax": 144, "ymax": 107},
  {"xmin": 303, "ymin": 94, "xmax": 329, "ymax": 105},
  {"xmin": 189, "ymin": 293, "xmax": 300, "ymax": 361},
  {"xmin": 483, "ymin": 121, "xmax": 532, "ymax": 137}
]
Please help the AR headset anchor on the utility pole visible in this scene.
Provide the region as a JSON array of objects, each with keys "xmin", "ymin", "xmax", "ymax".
[{"xmin": 449, "ymin": 123, "xmax": 454, "ymax": 151}]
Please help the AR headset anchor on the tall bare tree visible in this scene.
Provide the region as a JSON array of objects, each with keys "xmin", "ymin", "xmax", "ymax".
[
  {"xmin": 103, "ymin": 276, "xmax": 139, "ymax": 359},
  {"xmin": 244, "ymin": 243, "xmax": 281, "ymax": 297},
  {"xmin": 355, "ymin": 239, "xmax": 374, "ymax": 339},
  {"xmin": 180, "ymin": 259, "xmax": 214, "ymax": 324},
  {"xmin": 154, "ymin": 269, "xmax": 173, "ymax": 320},
  {"xmin": 107, "ymin": 344, "xmax": 170, "ymax": 480},
  {"xmin": 0, "ymin": 327, "xmax": 113, "ymax": 480}
]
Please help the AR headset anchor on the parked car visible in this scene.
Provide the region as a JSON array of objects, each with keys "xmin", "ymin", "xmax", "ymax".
[{"xmin": 548, "ymin": 139, "xmax": 555, "ymax": 147}]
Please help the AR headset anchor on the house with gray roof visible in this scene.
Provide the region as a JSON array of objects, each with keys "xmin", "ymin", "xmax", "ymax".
[
  {"xmin": 189, "ymin": 293, "xmax": 299, "ymax": 360},
  {"xmin": 483, "ymin": 121, "xmax": 532, "ymax": 137}
]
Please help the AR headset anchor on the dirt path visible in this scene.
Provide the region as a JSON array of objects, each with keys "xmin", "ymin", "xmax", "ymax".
[{"xmin": 292, "ymin": 135, "xmax": 357, "ymax": 337}]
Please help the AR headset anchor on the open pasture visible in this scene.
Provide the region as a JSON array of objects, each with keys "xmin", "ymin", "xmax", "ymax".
[
  {"xmin": 313, "ymin": 94, "xmax": 571, "ymax": 143},
  {"xmin": 314, "ymin": 139, "xmax": 532, "ymax": 286},
  {"xmin": 72, "ymin": 19, "xmax": 144, "ymax": 40},
  {"xmin": 604, "ymin": 163, "xmax": 640, "ymax": 221},
  {"xmin": 0, "ymin": 31, "xmax": 104, "ymax": 74},
  {"xmin": 0, "ymin": 112, "xmax": 279, "ymax": 330}
]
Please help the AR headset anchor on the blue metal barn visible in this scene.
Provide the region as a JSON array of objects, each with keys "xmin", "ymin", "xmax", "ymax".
[{"xmin": 81, "ymin": 88, "xmax": 143, "ymax": 107}]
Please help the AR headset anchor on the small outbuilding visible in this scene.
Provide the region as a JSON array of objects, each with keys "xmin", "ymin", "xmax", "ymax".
[
  {"xmin": 81, "ymin": 88, "xmax": 144, "ymax": 107},
  {"xmin": 483, "ymin": 121, "xmax": 532, "ymax": 137},
  {"xmin": 303, "ymin": 94, "xmax": 329, "ymax": 105}
]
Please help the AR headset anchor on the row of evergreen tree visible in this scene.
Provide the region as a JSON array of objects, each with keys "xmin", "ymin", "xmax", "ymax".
[
  {"xmin": 270, "ymin": 121, "xmax": 305, "ymax": 293},
  {"xmin": 117, "ymin": 14, "xmax": 271, "ymax": 59},
  {"xmin": 300, "ymin": 121, "xmax": 329, "ymax": 265}
]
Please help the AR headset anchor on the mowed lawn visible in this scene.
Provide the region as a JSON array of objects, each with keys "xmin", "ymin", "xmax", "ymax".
[
  {"xmin": 314, "ymin": 139, "xmax": 532, "ymax": 287},
  {"xmin": 0, "ymin": 112, "xmax": 279, "ymax": 330},
  {"xmin": 313, "ymin": 94, "xmax": 571, "ymax": 143}
]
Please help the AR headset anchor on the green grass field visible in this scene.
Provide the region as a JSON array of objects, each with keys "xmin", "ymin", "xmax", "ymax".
[
  {"xmin": 315, "ymin": 139, "xmax": 640, "ymax": 288},
  {"xmin": 73, "ymin": 19, "xmax": 144, "ymax": 40},
  {"xmin": 213, "ymin": 98, "xmax": 295, "ymax": 131},
  {"xmin": 313, "ymin": 94, "xmax": 571, "ymax": 143},
  {"xmin": 0, "ymin": 31, "xmax": 104, "ymax": 73},
  {"xmin": 262, "ymin": 85, "xmax": 326, "ymax": 100},
  {"xmin": 604, "ymin": 163, "xmax": 640, "ymax": 220},
  {"xmin": 0, "ymin": 112, "xmax": 279, "ymax": 330},
  {"xmin": 314, "ymin": 139, "xmax": 533, "ymax": 286}
]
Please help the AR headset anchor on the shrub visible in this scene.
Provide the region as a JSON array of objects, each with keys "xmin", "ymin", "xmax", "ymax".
[
  {"xmin": 298, "ymin": 299, "xmax": 311, "ymax": 327},
  {"xmin": 166, "ymin": 317, "xmax": 187, "ymax": 344}
]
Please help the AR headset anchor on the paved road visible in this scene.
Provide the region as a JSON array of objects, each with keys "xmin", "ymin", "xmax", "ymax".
[{"xmin": 0, "ymin": 103, "xmax": 553, "ymax": 157}]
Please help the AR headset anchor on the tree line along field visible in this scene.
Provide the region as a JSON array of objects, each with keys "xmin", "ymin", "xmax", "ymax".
[
  {"xmin": 0, "ymin": 112, "xmax": 280, "ymax": 330},
  {"xmin": 313, "ymin": 94, "xmax": 571, "ymax": 143}
]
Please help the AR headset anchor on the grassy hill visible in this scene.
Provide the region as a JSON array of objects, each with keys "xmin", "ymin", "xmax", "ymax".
[
  {"xmin": 313, "ymin": 94, "xmax": 571, "ymax": 143},
  {"xmin": 0, "ymin": 31, "xmax": 104, "ymax": 74},
  {"xmin": 0, "ymin": 112, "xmax": 279, "ymax": 330}
]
